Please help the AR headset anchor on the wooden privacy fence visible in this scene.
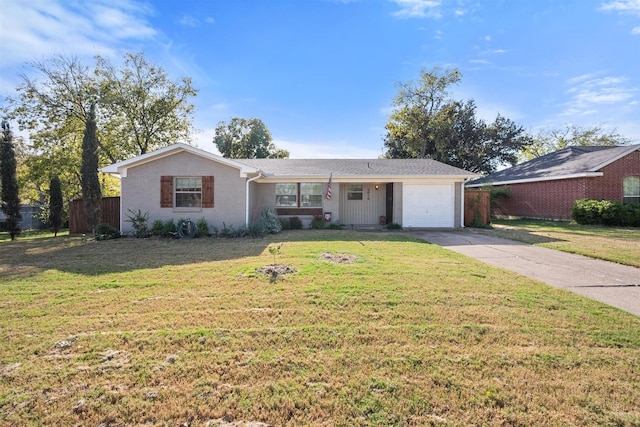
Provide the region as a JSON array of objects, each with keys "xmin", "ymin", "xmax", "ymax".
[
  {"xmin": 69, "ymin": 197, "xmax": 120, "ymax": 234},
  {"xmin": 464, "ymin": 190, "xmax": 490, "ymax": 227}
]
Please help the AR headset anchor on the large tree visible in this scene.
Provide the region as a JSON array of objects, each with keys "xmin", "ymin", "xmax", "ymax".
[
  {"xmin": 521, "ymin": 125, "xmax": 632, "ymax": 161},
  {"xmin": 385, "ymin": 67, "xmax": 461, "ymax": 159},
  {"xmin": 49, "ymin": 174, "xmax": 63, "ymax": 237},
  {"xmin": 7, "ymin": 52, "xmax": 197, "ymax": 202},
  {"xmin": 96, "ymin": 53, "xmax": 197, "ymax": 157},
  {"xmin": 383, "ymin": 67, "xmax": 532, "ymax": 174},
  {"xmin": 214, "ymin": 117, "xmax": 289, "ymax": 159},
  {"xmin": 81, "ymin": 103, "xmax": 101, "ymax": 235},
  {"xmin": 1, "ymin": 121, "xmax": 22, "ymax": 240}
]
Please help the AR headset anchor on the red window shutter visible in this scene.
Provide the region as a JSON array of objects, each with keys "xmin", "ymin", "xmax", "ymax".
[
  {"xmin": 160, "ymin": 176, "xmax": 173, "ymax": 208},
  {"xmin": 202, "ymin": 176, "xmax": 214, "ymax": 208}
]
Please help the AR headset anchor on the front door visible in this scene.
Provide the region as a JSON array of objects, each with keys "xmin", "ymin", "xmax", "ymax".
[
  {"xmin": 385, "ymin": 183, "xmax": 393, "ymax": 224},
  {"xmin": 340, "ymin": 183, "xmax": 386, "ymax": 225}
]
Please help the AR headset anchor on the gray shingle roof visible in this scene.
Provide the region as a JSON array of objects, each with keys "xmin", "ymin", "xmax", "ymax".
[
  {"xmin": 237, "ymin": 158, "xmax": 474, "ymax": 178},
  {"xmin": 468, "ymin": 145, "xmax": 640, "ymax": 186}
]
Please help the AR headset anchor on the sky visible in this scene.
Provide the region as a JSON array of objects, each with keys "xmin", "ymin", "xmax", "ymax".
[{"xmin": 0, "ymin": 0, "xmax": 639, "ymax": 159}]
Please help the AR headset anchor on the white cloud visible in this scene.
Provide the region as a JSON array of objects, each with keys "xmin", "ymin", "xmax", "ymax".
[
  {"xmin": 599, "ymin": 0, "xmax": 640, "ymax": 15},
  {"xmin": 562, "ymin": 73, "xmax": 638, "ymax": 116},
  {"xmin": 177, "ymin": 14, "xmax": 215, "ymax": 27},
  {"xmin": 178, "ymin": 15, "xmax": 200, "ymax": 27},
  {"xmin": 391, "ymin": 0, "xmax": 442, "ymax": 19},
  {"xmin": 0, "ymin": 0, "xmax": 157, "ymax": 69},
  {"xmin": 599, "ymin": 0, "xmax": 640, "ymax": 33}
]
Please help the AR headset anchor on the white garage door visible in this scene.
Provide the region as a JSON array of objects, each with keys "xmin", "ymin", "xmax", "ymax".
[{"xmin": 403, "ymin": 183, "xmax": 454, "ymax": 228}]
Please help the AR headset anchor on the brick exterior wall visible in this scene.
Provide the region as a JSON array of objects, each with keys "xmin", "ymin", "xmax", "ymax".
[
  {"xmin": 587, "ymin": 150, "xmax": 640, "ymax": 201},
  {"xmin": 493, "ymin": 151, "xmax": 640, "ymax": 220},
  {"xmin": 121, "ymin": 151, "xmax": 247, "ymax": 234}
]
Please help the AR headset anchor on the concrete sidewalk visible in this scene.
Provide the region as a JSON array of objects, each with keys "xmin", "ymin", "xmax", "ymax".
[{"xmin": 412, "ymin": 230, "xmax": 640, "ymax": 317}]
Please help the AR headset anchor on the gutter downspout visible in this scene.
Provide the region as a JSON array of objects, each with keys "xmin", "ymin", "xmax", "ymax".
[
  {"xmin": 245, "ymin": 171, "xmax": 263, "ymax": 225},
  {"xmin": 461, "ymin": 177, "xmax": 471, "ymax": 228}
]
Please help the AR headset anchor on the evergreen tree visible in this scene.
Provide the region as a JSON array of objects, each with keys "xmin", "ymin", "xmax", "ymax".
[
  {"xmin": 1, "ymin": 121, "xmax": 22, "ymax": 240},
  {"xmin": 49, "ymin": 174, "xmax": 63, "ymax": 237},
  {"xmin": 81, "ymin": 103, "xmax": 101, "ymax": 235}
]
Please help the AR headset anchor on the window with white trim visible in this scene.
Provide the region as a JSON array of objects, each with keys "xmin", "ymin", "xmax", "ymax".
[
  {"xmin": 347, "ymin": 184, "xmax": 363, "ymax": 200},
  {"xmin": 623, "ymin": 176, "xmax": 640, "ymax": 204},
  {"xmin": 300, "ymin": 183, "xmax": 323, "ymax": 207},
  {"xmin": 275, "ymin": 183, "xmax": 323, "ymax": 207},
  {"xmin": 175, "ymin": 177, "xmax": 202, "ymax": 208}
]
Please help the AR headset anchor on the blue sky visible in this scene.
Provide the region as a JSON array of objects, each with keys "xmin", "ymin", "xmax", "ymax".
[{"xmin": 1, "ymin": 0, "xmax": 639, "ymax": 158}]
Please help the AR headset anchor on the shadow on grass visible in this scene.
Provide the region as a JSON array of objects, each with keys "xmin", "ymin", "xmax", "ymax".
[
  {"xmin": 491, "ymin": 218, "xmax": 640, "ymax": 240},
  {"xmin": 475, "ymin": 225, "xmax": 566, "ymax": 245},
  {"xmin": 0, "ymin": 229, "xmax": 423, "ymax": 277}
]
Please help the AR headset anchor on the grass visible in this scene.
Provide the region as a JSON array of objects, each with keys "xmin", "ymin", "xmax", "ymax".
[
  {"xmin": 483, "ymin": 218, "xmax": 640, "ymax": 268},
  {"xmin": 1, "ymin": 230, "xmax": 639, "ymax": 426}
]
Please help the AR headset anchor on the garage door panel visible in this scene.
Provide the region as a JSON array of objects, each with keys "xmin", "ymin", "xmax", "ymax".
[{"xmin": 403, "ymin": 184, "xmax": 454, "ymax": 227}]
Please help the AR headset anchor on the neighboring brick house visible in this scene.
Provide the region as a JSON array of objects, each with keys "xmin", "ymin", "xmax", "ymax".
[{"xmin": 467, "ymin": 145, "xmax": 640, "ymax": 220}]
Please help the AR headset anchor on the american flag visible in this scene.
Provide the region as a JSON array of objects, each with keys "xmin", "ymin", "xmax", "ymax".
[{"xmin": 326, "ymin": 173, "xmax": 332, "ymax": 200}]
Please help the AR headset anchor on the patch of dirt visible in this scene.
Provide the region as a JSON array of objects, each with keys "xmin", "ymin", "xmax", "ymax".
[
  {"xmin": 207, "ymin": 419, "xmax": 272, "ymax": 427},
  {"xmin": 255, "ymin": 264, "xmax": 296, "ymax": 276},
  {"xmin": 1, "ymin": 363, "xmax": 21, "ymax": 376},
  {"xmin": 320, "ymin": 252, "xmax": 357, "ymax": 263},
  {"xmin": 100, "ymin": 349, "xmax": 130, "ymax": 368}
]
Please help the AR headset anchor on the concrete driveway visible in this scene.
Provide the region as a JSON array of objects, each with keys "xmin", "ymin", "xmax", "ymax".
[{"xmin": 412, "ymin": 229, "xmax": 640, "ymax": 317}]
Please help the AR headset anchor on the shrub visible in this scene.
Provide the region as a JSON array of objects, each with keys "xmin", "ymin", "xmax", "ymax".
[
  {"xmin": 151, "ymin": 219, "xmax": 165, "ymax": 236},
  {"xmin": 279, "ymin": 218, "xmax": 291, "ymax": 230},
  {"xmin": 310, "ymin": 214, "xmax": 325, "ymax": 229},
  {"xmin": 247, "ymin": 222, "xmax": 265, "ymax": 238},
  {"xmin": 220, "ymin": 222, "xmax": 235, "ymax": 238},
  {"xmin": 163, "ymin": 219, "xmax": 177, "ymax": 236},
  {"xmin": 196, "ymin": 217, "xmax": 209, "ymax": 237},
  {"xmin": 327, "ymin": 222, "xmax": 342, "ymax": 230},
  {"xmin": 126, "ymin": 209, "xmax": 150, "ymax": 238},
  {"xmin": 387, "ymin": 223, "xmax": 403, "ymax": 230},
  {"xmin": 626, "ymin": 203, "xmax": 640, "ymax": 227},
  {"xmin": 289, "ymin": 216, "xmax": 303, "ymax": 230},
  {"xmin": 259, "ymin": 208, "xmax": 282, "ymax": 234},
  {"xmin": 571, "ymin": 199, "xmax": 640, "ymax": 227},
  {"xmin": 95, "ymin": 223, "xmax": 120, "ymax": 240},
  {"xmin": 485, "ymin": 185, "xmax": 510, "ymax": 211}
]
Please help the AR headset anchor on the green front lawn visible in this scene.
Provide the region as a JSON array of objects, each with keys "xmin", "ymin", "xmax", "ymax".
[
  {"xmin": 486, "ymin": 218, "xmax": 640, "ymax": 268},
  {"xmin": 1, "ymin": 231, "xmax": 639, "ymax": 425}
]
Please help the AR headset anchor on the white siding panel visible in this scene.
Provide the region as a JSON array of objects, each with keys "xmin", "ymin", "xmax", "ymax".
[
  {"xmin": 340, "ymin": 183, "xmax": 386, "ymax": 225},
  {"xmin": 402, "ymin": 184, "xmax": 454, "ymax": 227}
]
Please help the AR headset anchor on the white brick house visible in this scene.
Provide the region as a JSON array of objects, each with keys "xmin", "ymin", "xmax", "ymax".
[{"xmin": 101, "ymin": 143, "xmax": 476, "ymax": 234}]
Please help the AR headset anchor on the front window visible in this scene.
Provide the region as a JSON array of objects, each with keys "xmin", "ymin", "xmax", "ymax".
[
  {"xmin": 175, "ymin": 177, "xmax": 202, "ymax": 208},
  {"xmin": 300, "ymin": 183, "xmax": 323, "ymax": 207},
  {"xmin": 347, "ymin": 184, "xmax": 363, "ymax": 200},
  {"xmin": 276, "ymin": 183, "xmax": 297, "ymax": 207},
  {"xmin": 276, "ymin": 183, "xmax": 323, "ymax": 207},
  {"xmin": 624, "ymin": 176, "xmax": 640, "ymax": 204}
]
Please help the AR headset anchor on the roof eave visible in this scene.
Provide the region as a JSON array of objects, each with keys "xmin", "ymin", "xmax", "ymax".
[
  {"xmin": 589, "ymin": 144, "xmax": 640, "ymax": 171},
  {"xmin": 466, "ymin": 171, "xmax": 603, "ymax": 187},
  {"xmin": 99, "ymin": 143, "xmax": 259, "ymax": 178},
  {"xmin": 256, "ymin": 173, "xmax": 476, "ymax": 182}
]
